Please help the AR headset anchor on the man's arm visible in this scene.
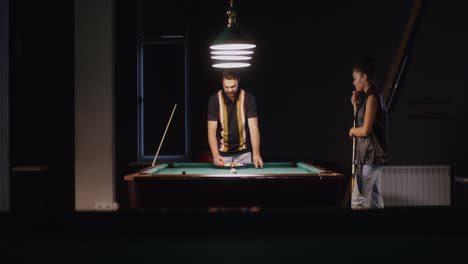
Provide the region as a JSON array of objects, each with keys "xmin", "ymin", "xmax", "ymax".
[
  {"xmin": 248, "ymin": 117, "xmax": 263, "ymax": 168},
  {"xmin": 208, "ymin": 120, "xmax": 223, "ymax": 165}
]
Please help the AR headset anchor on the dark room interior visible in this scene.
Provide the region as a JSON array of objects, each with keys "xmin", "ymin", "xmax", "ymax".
[{"xmin": 1, "ymin": 0, "xmax": 468, "ymax": 262}]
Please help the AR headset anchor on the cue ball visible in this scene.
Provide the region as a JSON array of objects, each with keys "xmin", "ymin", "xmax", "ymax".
[
  {"xmin": 182, "ymin": 171, "xmax": 186, "ymax": 175},
  {"xmin": 230, "ymin": 168, "xmax": 237, "ymax": 174}
]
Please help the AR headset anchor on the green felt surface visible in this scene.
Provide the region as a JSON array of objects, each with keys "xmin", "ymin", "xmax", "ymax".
[{"xmin": 142, "ymin": 162, "xmax": 324, "ymax": 175}]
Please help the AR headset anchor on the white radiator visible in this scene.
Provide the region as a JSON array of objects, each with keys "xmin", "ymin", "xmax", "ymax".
[{"xmin": 381, "ymin": 166, "xmax": 451, "ymax": 206}]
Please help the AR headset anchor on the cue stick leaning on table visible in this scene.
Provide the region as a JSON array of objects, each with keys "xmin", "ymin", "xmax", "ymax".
[
  {"xmin": 341, "ymin": 93, "xmax": 358, "ymax": 208},
  {"xmin": 351, "ymin": 107, "xmax": 357, "ymax": 195},
  {"xmin": 350, "ymin": 92, "xmax": 359, "ymax": 205},
  {"xmin": 151, "ymin": 104, "xmax": 177, "ymax": 167}
]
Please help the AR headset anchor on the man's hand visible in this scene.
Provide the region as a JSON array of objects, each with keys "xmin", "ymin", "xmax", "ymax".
[
  {"xmin": 213, "ymin": 155, "xmax": 224, "ymax": 166},
  {"xmin": 253, "ymin": 154, "xmax": 263, "ymax": 169}
]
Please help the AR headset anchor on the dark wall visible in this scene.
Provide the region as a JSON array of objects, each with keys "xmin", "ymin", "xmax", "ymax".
[
  {"xmin": 386, "ymin": 0, "xmax": 468, "ymax": 177},
  {"xmin": 9, "ymin": 0, "xmax": 74, "ymax": 212},
  {"xmin": 115, "ymin": 0, "xmax": 138, "ymax": 210}
]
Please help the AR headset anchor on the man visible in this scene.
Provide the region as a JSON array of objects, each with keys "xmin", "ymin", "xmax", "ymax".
[
  {"xmin": 349, "ymin": 56, "xmax": 387, "ymax": 209},
  {"xmin": 207, "ymin": 70, "xmax": 263, "ymax": 168}
]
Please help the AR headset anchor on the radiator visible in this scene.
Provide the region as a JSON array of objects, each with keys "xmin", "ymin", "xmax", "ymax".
[{"xmin": 381, "ymin": 165, "xmax": 451, "ymax": 206}]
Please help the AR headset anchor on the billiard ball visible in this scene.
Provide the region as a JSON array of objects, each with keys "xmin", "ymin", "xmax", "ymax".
[
  {"xmin": 230, "ymin": 168, "xmax": 237, "ymax": 174},
  {"xmin": 219, "ymin": 160, "xmax": 224, "ymax": 166},
  {"xmin": 182, "ymin": 171, "xmax": 186, "ymax": 175}
]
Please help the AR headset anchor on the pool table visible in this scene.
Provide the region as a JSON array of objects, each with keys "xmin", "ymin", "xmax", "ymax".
[{"xmin": 124, "ymin": 162, "xmax": 347, "ymax": 209}]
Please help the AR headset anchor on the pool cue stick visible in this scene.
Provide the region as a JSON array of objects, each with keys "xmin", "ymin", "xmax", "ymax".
[
  {"xmin": 151, "ymin": 104, "xmax": 177, "ymax": 167},
  {"xmin": 351, "ymin": 93, "xmax": 360, "ymax": 198},
  {"xmin": 351, "ymin": 113, "xmax": 356, "ymax": 193},
  {"xmin": 341, "ymin": 98, "xmax": 358, "ymax": 208}
]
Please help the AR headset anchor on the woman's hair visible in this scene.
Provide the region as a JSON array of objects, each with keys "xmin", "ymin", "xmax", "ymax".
[{"xmin": 353, "ymin": 56, "xmax": 377, "ymax": 84}]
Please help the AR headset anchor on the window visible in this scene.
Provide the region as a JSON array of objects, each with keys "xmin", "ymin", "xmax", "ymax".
[
  {"xmin": 137, "ymin": 37, "xmax": 189, "ymax": 162},
  {"xmin": 136, "ymin": 0, "xmax": 190, "ymax": 162}
]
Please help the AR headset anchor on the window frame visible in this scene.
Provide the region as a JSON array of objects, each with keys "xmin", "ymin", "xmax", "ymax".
[{"xmin": 136, "ymin": 34, "xmax": 190, "ymax": 162}]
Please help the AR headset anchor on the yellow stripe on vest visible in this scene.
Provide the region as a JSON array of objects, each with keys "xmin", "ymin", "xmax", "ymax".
[
  {"xmin": 218, "ymin": 91, "xmax": 229, "ymax": 152},
  {"xmin": 237, "ymin": 90, "xmax": 246, "ymax": 151}
]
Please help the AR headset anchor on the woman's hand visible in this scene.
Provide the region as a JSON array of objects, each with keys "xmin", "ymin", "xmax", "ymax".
[{"xmin": 351, "ymin": 90, "xmax": 359, "ymax": 107}]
